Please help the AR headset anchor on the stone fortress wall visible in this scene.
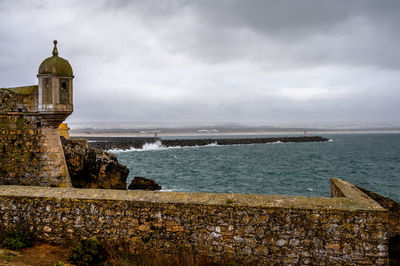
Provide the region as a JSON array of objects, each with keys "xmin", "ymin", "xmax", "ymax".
[
  {"xmin": 0, "ymin": 87, "xmax": 70, "ymax": 187},
  {"xmin": 0, "ymin": 178, "xmax": 388, "ymax": 264}
]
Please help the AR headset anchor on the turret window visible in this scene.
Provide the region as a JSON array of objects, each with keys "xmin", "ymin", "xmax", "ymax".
[
  {"xmin": 42, "ymin": 78, "xmax": 52, "ymax": 104},
  {"xmin": 59, "ymin": 79, "xmax": 70, "ymax": 104}
]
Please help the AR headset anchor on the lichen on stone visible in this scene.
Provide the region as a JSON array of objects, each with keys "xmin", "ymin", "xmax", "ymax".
[{"xmin": 38, "ymin": 56, "xmax": 73, "ymax": 76}]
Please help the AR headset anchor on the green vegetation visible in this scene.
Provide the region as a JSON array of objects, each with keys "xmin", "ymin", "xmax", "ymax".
[
  {"xmin": 225, "ymin": 199, "xmax": 234, "ymax": 204},
  {"xmin": 68, "ymin": 239, "xmax": 107, "ymax": 266},
  {"xmin": 1, "ymin": 230, "xmax": 34, "ymax": 250},
  {"xmin": 54, "ymin": 262, "xmax": 72, "ymax": 266},
  {"xmin": 1, "ymin": 251, "xmax": 16, "ymax": 260}
]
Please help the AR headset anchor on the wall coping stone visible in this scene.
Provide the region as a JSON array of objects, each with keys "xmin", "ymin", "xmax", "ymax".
[
  {"xmin": 0, "ymin": 86, "xmax": 38, "ymax": 95},
  {"xmin": 0, "ymin": 178, "xmax": 386, "ymax": 212}
]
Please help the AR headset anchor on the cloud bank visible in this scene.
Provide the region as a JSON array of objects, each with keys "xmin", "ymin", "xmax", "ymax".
[{"xmin": 1, "ymin": 0, "xmax": 399, "ymax": 126}]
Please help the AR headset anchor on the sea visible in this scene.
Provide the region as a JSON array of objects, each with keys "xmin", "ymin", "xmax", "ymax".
[{"xmin": 111, "ymin": 133, "xmax": 400, "ymax": 202}]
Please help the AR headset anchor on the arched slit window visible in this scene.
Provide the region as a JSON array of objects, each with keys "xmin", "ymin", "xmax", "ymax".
[
  {"xmin": 59, "ymin": 79, "xmax": 70, "ymax": 104},
  {"xmin": 42, "ymin": 78, "xmax": 52, "ymax": 104}
]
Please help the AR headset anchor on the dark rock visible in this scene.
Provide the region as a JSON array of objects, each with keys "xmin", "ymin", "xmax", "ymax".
[
  {"xmin": 161, "ymin": 136, "xmax": 329, "ymax": 147},
  {"xmin": 61, "ymin": 137, "xmax": 129, "ymax": 189},
  {"xmin": 128, "ymin": 176, "xmax": 161, "ymax": 191}
]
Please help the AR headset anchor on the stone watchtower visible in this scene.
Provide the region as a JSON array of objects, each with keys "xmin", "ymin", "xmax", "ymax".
[
  {"xmin": 36, "ymin": 40, "xmax": 73, "ymax": 186},
  {"xmin": 0, "ymin": 41, "xmax": 73, "ymax": 187},
  {"xmin": 37, "ymin": 40, "xmax": 74, "ymax": 126}
]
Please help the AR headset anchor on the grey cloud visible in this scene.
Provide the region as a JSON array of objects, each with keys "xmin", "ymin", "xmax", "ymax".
[
  {"xmin": 0, "ymin": 0, "xmax": 399, "ymax": 126},
  {"xmin": 126, "ymin": 0, "xmax": 400, "ymax": 69}
]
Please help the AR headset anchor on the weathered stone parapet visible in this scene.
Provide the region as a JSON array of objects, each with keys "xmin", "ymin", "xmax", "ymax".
[
  {"xmin": 0, "ymin": 179, "xmax": 388, "ymax": 264},
  {"xmin": 0, "ymin": 86, "xmax": 38, "ymax": 114},
  {"xmin": 354, "ymin": 185, "xmax": 400, "ymax": 238},
  {"xmin": 330, "ymin": 178, "xmax": 384, "ymax": 209}
]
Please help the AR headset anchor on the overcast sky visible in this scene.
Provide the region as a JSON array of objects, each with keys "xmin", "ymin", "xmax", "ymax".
[{"xmin": 1, "ymin": 0, "xmax": 400, "ymax": 127}]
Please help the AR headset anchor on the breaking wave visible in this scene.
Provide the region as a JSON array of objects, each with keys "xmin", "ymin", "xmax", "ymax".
[{"xmin": 108, "ymin": 141, "xmax": 220, "ymax": 153}]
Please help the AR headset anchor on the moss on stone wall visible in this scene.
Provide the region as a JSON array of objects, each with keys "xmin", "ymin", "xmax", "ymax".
[{"xmin": 6, "ymin": 86, "xmax": 38, "ymax": 95}]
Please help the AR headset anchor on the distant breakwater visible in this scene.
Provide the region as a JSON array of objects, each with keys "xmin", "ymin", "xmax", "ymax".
[{"xmin": 80, "ymin": 136, "xmax": 329, "ymax": 151}]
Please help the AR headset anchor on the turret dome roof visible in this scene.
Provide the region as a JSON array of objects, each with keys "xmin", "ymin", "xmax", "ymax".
[{"xmin": 38, "ymin": 40, "xmax": 73, "ymax": 76}]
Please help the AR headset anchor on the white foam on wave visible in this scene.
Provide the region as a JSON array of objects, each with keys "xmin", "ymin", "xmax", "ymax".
[
  {"xmin": 107, "ymin": 147, "xmax": 139, "ymax": 153},
  {"xmin": 142, "ymin": 141, "xmax": 164, "ymax": 150},
  {"xmin": 205, "ymin": 142, "xmax": 218, "ymax": 147},
  {"xmin": 108, "ymin": 141, "xmax": 182, "ymax": 153},
  {"xmin": 109, "ymin": 141, "xmax": 224, "ymax": 153},
  {"xmin": 328, "ymin": 139, "xmax": 333, "ymax": 142}
]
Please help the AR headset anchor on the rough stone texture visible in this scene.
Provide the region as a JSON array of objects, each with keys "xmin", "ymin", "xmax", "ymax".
[
  {"xmin": 0, "ymin": 87, "xmax": 71, "ymax": 187},
  {"xmin": 61, "ymin": 137, "xmax": 129, "ymax": 189},
  {"xmin": 356, "ymin": 186, "xmax": 400, "ymax": 264},
  {"xmin": 0, "ymin": 179, "xmax": 388, "ymax": 264},
  {"xmin": 128, "ymin": 176, "xmax": 161, "ymax": 191},
  {"xmin": 356, "ymin": 186, "xmax": 400, "ymax": 238},
  {"xmin": 0, "ymin": 86, "xmax": 38, "ymax": 113}
]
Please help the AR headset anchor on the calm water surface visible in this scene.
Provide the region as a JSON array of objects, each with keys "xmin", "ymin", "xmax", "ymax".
[{"xmin": 113, "ymin": 133, "xmax": 400, "ymax": 201}]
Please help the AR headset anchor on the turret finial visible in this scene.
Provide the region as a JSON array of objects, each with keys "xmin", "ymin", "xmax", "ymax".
[{"xmin": 52, "ymin": 40, "xmax": 58, "ymax": 56}]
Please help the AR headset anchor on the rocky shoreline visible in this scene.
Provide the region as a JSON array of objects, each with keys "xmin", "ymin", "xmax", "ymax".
[
  {"xmin": 61, "ymin": 137, "xmax": 129, "ymax": 189},
  {"xmin": 81, "ymin": 136, "xmax": 329, "ymax": 150}
]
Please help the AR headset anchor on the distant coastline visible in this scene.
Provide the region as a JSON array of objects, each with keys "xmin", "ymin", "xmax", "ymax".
[{"xmin": 70, "ymin": 128, "xmax": 400, "ymax": 138}]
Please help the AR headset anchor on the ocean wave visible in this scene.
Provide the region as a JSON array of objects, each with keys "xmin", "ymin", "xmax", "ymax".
[
  {"xmin": 205, "ymin": 142, "xmax": 218, "ymax": 147},
  {"xmin": 108, "ymin": 141, "xmax": 164, "ymax": 153},
  {"xmin": 107, "ymin": 147, "xmax": 139, "ymax": 153},
  {"xmin": 109, "ymin": 141, "xmax": 223, "ymax": 153},
  {"xmin": 142, "ymin": 141, "xmax": 164, "ymax": 150}
]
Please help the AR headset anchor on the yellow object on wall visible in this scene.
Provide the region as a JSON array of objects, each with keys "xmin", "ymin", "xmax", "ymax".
[{"xmin": 58, "ymin": 123, "xmax": 70, "ymax": 139}]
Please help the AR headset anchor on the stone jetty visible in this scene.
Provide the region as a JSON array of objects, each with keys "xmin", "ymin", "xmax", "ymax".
[{"xmin": 83, "ymin": 136, "xmax": 329, "ymax": 150}]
